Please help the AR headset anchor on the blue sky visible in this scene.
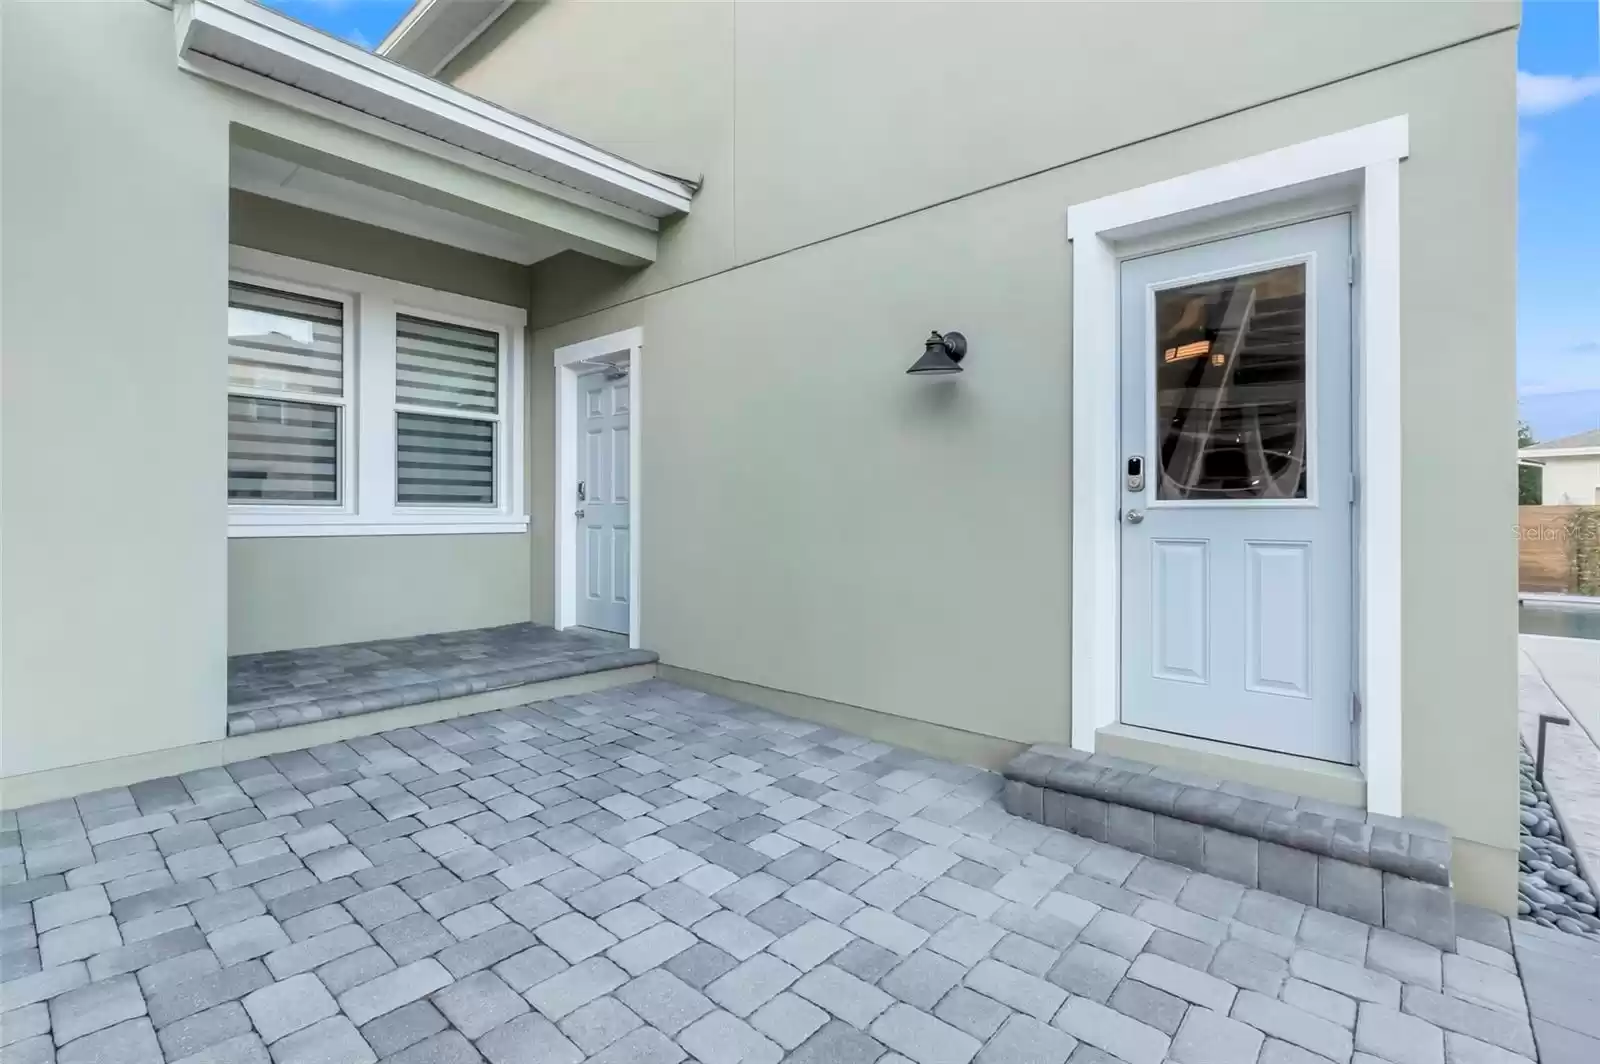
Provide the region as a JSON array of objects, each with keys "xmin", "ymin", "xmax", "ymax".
[
  {"xmin": 265, "ymin": 0, "xmax": 410, "ymax": 50},
  {"xmin": 277, "ymin": 1, "xmax": 1598, "ymax": 443},
  {"xmin": 1518, "ymin": 1, "xmax": 1600, "ymax": 442}
]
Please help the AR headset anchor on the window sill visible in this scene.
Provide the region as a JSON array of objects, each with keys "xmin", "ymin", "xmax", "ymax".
[{"xmin": 228, "ymin": 517, "xmax": 529, "ymax": 538}]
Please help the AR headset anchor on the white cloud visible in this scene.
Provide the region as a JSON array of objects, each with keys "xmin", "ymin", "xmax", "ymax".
[{"xmin": 1518, "ymin": 71, "xmax": 1600, "ymax": 116}]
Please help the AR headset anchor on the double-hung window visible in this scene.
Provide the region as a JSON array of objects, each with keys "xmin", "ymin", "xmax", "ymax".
[{"xmin": 227, "ymin": 249, "xmax": 527, "ymax": 537}]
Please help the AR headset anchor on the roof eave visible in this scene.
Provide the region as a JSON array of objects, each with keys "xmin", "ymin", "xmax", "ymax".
[
  {"xmin": 179, "ymin": 0, "xmax": 692, "ymax": 219},
  {"xmin": 378, "ymin": 0, "xmax": 514, "ymax": 78}
]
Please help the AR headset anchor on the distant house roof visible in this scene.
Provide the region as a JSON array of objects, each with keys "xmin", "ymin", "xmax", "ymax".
[{"xmin": 1523, "ymin": 429, "xmax": 1600, "ymax": 453}]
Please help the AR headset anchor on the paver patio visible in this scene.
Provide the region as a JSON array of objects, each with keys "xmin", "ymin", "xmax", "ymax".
[{"xmin": 0, "ymin": 680, "xmax": 1567, "ymax": 1063}]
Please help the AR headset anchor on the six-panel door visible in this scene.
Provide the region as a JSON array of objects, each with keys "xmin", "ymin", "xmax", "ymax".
[
  {"xmin": 575, "ymin": 369, "xmax": 631, "ymax": 634},
  {"xmin": 1118, "ymin": 216, "xmax": 1355, "ymax": 763}
]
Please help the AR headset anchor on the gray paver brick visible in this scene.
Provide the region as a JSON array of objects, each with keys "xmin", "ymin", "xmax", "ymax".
[
  {"xmin": 706, "ymin": 953, "xmax": 800, "ymax": 1017},
  {"xmin": 536, "ymin": 911, "xmax": 618, "ymax": 963},
  {"xmin": 935, "ymin": 986, "xmax": 1012, "ymax": 1040},
  {"xmin": 1356, "ymin": 1004, "xmax": 1445, "ymax": 1064},
  {"xmin": 383, "ymin": 1030, "xmax": 481, "ymax": 1064},
  {"xmin": 1208, "ymin": 937, "xmax": 1288, "ymax": 996},
  {"xmin": 431, "ymin": 970, "xmax": 528, "ymax": 1039},
  {"xmin": 1231, "ymin": 989, "xmax": 1354, "ymax": 1063},
  {"xmin": 87, "ymin": 927, "xmax": 207, "ymax": 980},
  {"xmin": 585, "ymin": 1026, "xmax": 686, "ymax": 1064},
  {"xmin": 1111, "ymin": 978, "xmax": 1190, "ymax": 1037},
  {"xmin": 155, "ymin": 1003, "xmax": 252, "ymax": 1061},
  {"xmin": 267, "ymin": 1015, "xmax": 375, "ymax": 1064},
  {"xmin": 240, "ymin": 972, "xmax": 336, "ymax": 1044},
  {"xmin": 964, "ymin": 959, "xmax": 1065, "ymax": 1022},
  {"xmin": 39, "ymin": 916, "xmax": 121, "ymax": 968},
  {"xmin": 263, "ymin": 923, "xmax": 372, "ymax": 979},
  {"xmin": 1046, "ymin": 943, "xmax": 1130, "ymax": 1003},
  {"xmin": 49, "ymin": 972, "xmax": 147, "ymax": 1045},
  {"xmin": 616, "ymin": 969, "xmax": 714, "ymax": 1034},
  {"xmin": 558, "ymin": 996, "xmax": 641, "ymax": 1054},
  {"xmin": 786, "ymin": 1020, "xmax": 887, "ymax": 1064},
  {"xmin": 337, "ymin": 958, "xmax": 452, "ymax": 1026},
  {"xmin": 34, "ymin": 886, "xmax": 110, "ymax": 933},
  {"xmin": 360, "ymin": 999, "xmax": 448, "ymax": 1057},
  {"xmin": 679, "ymin": 1009, "xmax": 782, "ymax": 1064},
  {"xmin": 976, "ymin": 1013, "xmax": 1077, "ymax": 1064},
  {"xmin": 793, "ymin": 963, "xmax": 894, "ymax": 1028},
  {"xmin": 871, "ymin": 1002, "xmax": 982, "ymax": 1064},
  {"xmin": 477, "ymin": 1013, "xmax": 583, "ymax": 1064},
  {"xmin": 372, "ymin": 913, "xmax": 453, "ymax": 966},
  {"xmin": 146, "ymin": 960, "xmax": 272, "ymax": 1027},
  {"xmin": 206, "ymin": 915, "xmax": 287, "ymax": 966},
  {"xmin": 1290, "ymin": 949, "xmax": 1400, "ymax": 1007},
  {"xmin": 1054, "ymin": 996, "xmax": 1171, "ymax": 1064},
  {"xmin": 56, "ymin": 1017, "xmax": 162, "ymax": 1064},
  {"xmin": 1399, "ymin": 985, "xmax": 1535, "ymax": 1056},
  {"xmin": 1170, "ymin": 1006, "xmax": 1265, "ymax": 1064},
  {"xmin": 526, "ymin": 956, "xmax": 628, "ymax": 1020},
  {"xmin": 750, "ymin": 991, "xmax": 830, "ymax": 1049},
  {"xmin": 1282, "ymin": 977, "xmax": 1357, "ymax": 1029}
]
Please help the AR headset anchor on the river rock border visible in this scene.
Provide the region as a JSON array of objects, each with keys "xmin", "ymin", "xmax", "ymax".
[{"xmin": 1518, "ymin": 739, "xmax": 1600, "ymax": 933}]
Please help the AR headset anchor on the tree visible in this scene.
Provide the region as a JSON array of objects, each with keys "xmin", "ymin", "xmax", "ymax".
[{"xmin": 1519, "ymin": 422, "xmax": 1542, "ymax": 505}]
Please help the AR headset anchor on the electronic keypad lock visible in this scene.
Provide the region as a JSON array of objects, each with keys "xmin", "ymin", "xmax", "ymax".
[{"xmin": 1126, "ymin": 456, "xmax": 1145, "ymax": 493}]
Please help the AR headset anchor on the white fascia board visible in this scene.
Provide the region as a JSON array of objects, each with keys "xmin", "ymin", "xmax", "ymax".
[{"xmin": 179, "ymin": 0, "xmax": 693, "ymax": 218}]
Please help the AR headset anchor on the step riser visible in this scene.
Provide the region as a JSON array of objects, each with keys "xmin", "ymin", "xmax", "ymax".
[{"xmin": 1001, "ymin": 755, "xmax": 1457, "ymax": 951}]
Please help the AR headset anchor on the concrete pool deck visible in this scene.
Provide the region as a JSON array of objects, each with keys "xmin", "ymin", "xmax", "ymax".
[{"xmin": 1519, "ymin": 635, "xmax": 1600, "ymax": 890}]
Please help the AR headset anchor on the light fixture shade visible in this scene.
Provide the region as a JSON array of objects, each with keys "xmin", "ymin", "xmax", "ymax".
[{"xmin": 907, "ymin": 330, "xmax": 967, "ymax": 375}]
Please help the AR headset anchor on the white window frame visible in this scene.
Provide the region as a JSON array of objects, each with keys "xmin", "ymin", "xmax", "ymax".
[
  {"xmin": 226, "ymin": 272, "xmax": 358, "ymax": 517},
  {"xmin": 228, "ymin": 247, "xmax": 528, "ymax": 537}
]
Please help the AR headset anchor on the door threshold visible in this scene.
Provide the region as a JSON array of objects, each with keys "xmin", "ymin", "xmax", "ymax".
[{"xmin": 1096, "ymin": 722, "xmax": 1365, "ymax": 807}]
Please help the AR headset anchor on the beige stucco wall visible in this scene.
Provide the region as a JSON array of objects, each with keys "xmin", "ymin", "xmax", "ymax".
[
  {"xmin": 226, "ymin": 192, "xmax": 534, "ymax": 655},
  {"xmin": 2, "ymin": 0, "xmax": 232, "ymax": 778},
  {"xmin": 455, "ymin": 3, "xmax": 1521, "ymax": 904},
  {"xmin": 0, "ymin": 1, "xmax": 556, "ymax": 783},
  {"xmin": 1538, "ymin": 454, "xmax": 1600, "ymax": 505}
]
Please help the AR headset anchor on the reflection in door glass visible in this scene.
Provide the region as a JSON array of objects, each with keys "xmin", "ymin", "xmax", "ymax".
[{"xmin": 1153, "ymin": 263, "xmax": 1307, "ymax": 500}]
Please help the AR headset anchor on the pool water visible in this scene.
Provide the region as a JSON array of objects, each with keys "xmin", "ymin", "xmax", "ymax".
[{"xmin": 1520, "ymin": 604, "xmax": 1600, "ymax": 640}]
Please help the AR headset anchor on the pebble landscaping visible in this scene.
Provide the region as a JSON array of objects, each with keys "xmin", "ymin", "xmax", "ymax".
[
  {"xmin": 0, "ymin": 681, "xmax": 1554, "ymax": 1064},
  {"xmin": 1517, "ymin": 740, "xmax": 1600, "ymax": 934}
]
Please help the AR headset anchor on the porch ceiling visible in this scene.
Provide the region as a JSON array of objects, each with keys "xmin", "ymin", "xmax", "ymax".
[{"xmin": 176, "ymin": 0, "xmax": 694, "ymax": 266}]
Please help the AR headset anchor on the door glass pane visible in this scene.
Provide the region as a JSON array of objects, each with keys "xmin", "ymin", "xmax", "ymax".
[{"xmin": 1153, "ymin": 263, "xmax": 1307, "ymax": 500}]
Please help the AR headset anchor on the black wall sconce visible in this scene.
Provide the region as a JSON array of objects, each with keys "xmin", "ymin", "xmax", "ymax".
[{"xmin": 906, "ymin": 330, "xmax": 968, "ymax": 375}]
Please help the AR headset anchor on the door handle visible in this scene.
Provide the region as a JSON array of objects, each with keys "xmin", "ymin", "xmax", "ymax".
[
  {"xmin": 577, "ymin": 480, "xmax": 586, "ymax": 502},
  {"xmin": 1126, "ymin": 509, "xmax": 1145, "ymax": 524},
  {"xmin": 574, "ymin": 509, "xmax": 585, "ymax": 519}
]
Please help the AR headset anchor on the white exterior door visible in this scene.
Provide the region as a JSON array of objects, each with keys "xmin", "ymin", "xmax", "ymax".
[
  {"xmin": 1119, "ymin": 216, "xmax": 1355, "ymax": 763},
  {"xmin": 575, "ymin": 368, "xmax": 630, "ymax": 634}
]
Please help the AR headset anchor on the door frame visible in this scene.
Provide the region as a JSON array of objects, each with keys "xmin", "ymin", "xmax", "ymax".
[
  {"xmin": 554, "ymin": 328, "xmax": 643, "ymax": 648},
  {"xmin": 1066, "ymin": 117, "xmax": 1408, "ymax": 813}
]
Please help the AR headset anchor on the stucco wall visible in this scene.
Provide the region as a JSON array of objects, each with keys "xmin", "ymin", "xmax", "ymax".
[
  {"xmin": 1, "ymin": 1, "xmax": 231, "ymax": 778},
  {"xmin": 0, "ymin": 2, "xmax": 544, "ymax": 781},
  {"xmin": 458, "ymin": 5, "xmax": 1520, "ymax": 903},
  {"xmin": 226, "ymin": 193, "xmax": 534, "ymax": 655},
  {"xmin": 1540, "ymin": 455, "xmax": 1600, "ymax": 505}
]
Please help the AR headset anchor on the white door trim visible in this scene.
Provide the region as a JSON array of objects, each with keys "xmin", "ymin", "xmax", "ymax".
[
  {"xmin": 1066, "ymin": 117, "xmax": 1408, "ymax": 815},
  {"xmin": 554, "ymin": 328, "xmax": 644, "ymax": 649}
]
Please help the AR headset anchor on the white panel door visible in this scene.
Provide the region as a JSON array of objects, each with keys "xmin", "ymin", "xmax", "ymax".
[
  {"xmin": 1119, "ymin": 216, "xmax": 1354, "ymax": 763},
  {"xmin": 575, "ymin": 368, "xmax": 630, "ymax": 634}
]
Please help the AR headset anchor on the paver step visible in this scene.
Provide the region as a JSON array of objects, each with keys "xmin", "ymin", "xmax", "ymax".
[{"xmin": 1001, "ymin": 745, "xmax": 1458, "ymax": 949}]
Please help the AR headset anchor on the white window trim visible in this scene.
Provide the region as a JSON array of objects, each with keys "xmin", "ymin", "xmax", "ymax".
[
  {"xmin": 1065, "ymin": 116, "xmax": 1408, "ymax": 815},
  {"xmin": 228, "ymin": 247, "xmax": 528, "ymax": 537}
]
